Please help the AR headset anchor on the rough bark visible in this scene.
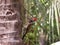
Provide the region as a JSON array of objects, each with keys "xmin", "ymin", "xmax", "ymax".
[{"xmin": 0, "ymin": 0, "xmax": 24, "ymax": 45}]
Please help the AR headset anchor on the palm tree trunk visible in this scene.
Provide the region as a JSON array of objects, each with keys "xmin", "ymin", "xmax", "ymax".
[{"xmin": 0, "ymin": 0, "xmax": 24, "ymax": 45}]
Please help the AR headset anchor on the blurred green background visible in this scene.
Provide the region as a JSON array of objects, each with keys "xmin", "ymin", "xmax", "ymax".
[{"xmin": 22, "ymin": 0, "xmax": 60, "ymax": 45}]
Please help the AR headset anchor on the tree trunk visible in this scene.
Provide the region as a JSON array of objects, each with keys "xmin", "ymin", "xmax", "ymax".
[{"xmin": 0, "ymin": 0, "xmax": 24, "ymax": 45}]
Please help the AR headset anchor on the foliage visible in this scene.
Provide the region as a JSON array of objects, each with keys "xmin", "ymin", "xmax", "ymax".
[{"xmin": 23, "ymin": 0, "xmax": 60, "ymax": 45}]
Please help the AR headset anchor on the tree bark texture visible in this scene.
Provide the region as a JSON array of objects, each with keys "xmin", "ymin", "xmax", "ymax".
[{"xmin": 0, "ymin": 0, "xmax": 23, "ymax": 45}]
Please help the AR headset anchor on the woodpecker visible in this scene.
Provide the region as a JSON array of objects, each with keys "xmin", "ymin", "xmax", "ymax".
[{"xmin": 22, "ymin": 17, "xmax": 37, "ymax": 40}]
